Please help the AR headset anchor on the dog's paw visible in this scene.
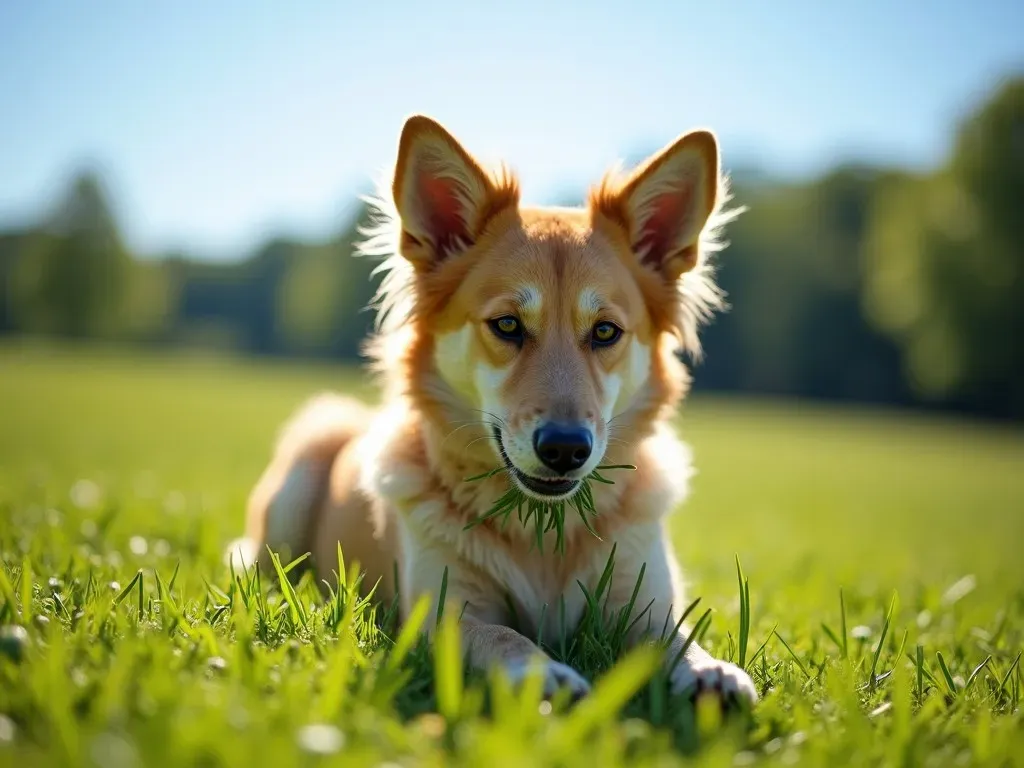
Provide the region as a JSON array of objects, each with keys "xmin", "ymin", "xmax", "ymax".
[
  {"xmin": 671, "ymin": 657, "xmax": 758, "ymax": 706},
  {"xmin": 504, "ymin": 658, "xmax": 591, "ymax": 702}
]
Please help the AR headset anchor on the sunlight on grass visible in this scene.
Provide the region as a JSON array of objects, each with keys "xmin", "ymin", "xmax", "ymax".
[{"xmin": 1, "ymin": 344, "xmax": 1022, "ymax": 766}]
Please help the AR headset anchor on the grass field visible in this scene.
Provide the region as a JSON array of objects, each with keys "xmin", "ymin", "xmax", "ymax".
[{"xmin": 1, "ymin": 341, "xmax": 1023, "ymax": 767}]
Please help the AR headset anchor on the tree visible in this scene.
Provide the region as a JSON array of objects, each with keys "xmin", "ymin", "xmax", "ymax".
[
  {"xmin": 11, "ymin": 170, "xmax": 132, "ymax": 338},
  {"xmin": 862, "ymin": 76, "xmax": 1024, "ymax": 418},
  {"xmin": 696, "ymin": 167, "xmax": 907, "ymax": 405}
]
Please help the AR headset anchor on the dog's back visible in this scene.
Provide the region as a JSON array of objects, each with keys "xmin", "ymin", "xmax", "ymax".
[{"xmin": 225, "ymin": 393, "xmax": 376, "ymax": 574}]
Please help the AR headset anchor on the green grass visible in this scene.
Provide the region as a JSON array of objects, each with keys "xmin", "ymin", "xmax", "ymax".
[
  {"xmin": 461, "ymin": 462, "xmax": 637, "ymax": 553},
  {"xmin": 1, "ymin": 341, "xmax": 1023, "ymax": 767}
]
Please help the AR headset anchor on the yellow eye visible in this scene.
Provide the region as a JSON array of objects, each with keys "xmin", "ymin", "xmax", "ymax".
[
  {"xmin": 490, "ymin": 315, "xmax": 523, "ymax": 341},
  {"xmin": 591, "ymin": 321, "xmax": 622, "ymax": 347}
]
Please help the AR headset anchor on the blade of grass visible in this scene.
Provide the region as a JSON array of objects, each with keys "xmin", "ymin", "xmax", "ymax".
[
  {"xmin": 0, "ymin": 567, "xmax": 17, "ymax": 620},
  {"xmin": 916, "ymin": 645, "xmax": 925, "ymax": 700},
  {"xmin": 821, "ymin": 623, "xmax": 844, "ymax": 653},
  {"xmin": 435, "ymin": 566, "xmax": 449, "ymax": 627},
  {"xmin": 839, "ymin": 587, "xmax": 848, "ymax": 660},
  {"xmin": 434, "ymin": 613, "xmax": 463, "ymax": 721},
  {"xmin": 111, "ymin": 569, "xmax": 141, "ymax": 608},
  {"xmin": 267, "ymin": 549, "xmax": 307, "ymax": 630},
  {"xmin": 935, "ymin": 651, "xmax": 958, "ymax": 698},
  {"xmin": 736, "ymin": 555, "xmax": 750, "ymax": 669},
  {"xmin": 869, "ymin": 591, "xmax": 897, "ymax": 689},
  {"xmin": 998, "ymin": 651, "xmax": 1021, "ymax": 698},
  {"xmin": 552, "ymin": 646, "xmax": 660, "ymax": 756},
  {"xmin": 669, "ymin": 609, "xmax": 713, "ymax": 674},
  {"xmin": 748, "ymin": 623, "xmax": 778, "ymax": 668},
  {"xmin": 773, "ymin": 629, "xmax": 812, "ymax": 680},
  {"xmin": 965, "ymin": 655, "xmax": 992, "ymax": 693},
  {"xmin": 20, "ymin": 555, "xmax": 32, "ymax": 623}
]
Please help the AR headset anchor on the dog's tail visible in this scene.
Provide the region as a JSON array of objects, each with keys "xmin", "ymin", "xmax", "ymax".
[{"xmin": 224, "ymin": 392, "xmax": 373, "ymax": 572}]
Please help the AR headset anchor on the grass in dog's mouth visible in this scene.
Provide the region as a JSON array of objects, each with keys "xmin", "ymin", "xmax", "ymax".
[{"xmin": 461, "ymin": 463, "xmax": 636, "ymax": 553}]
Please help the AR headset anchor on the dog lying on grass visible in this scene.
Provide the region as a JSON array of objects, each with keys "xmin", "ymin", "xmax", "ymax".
[{"xmin": 227, "ymin": 114, "xmax": 758, "ymax": 706}]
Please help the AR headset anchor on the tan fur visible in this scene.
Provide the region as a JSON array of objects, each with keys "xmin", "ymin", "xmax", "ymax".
[{"xmin": 228, "ymin": 115, "xmax": 757, "ymax": 704}]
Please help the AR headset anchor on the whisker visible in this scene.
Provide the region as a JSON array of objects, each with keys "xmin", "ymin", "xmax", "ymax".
[
  {"xmin": 461, "ymin": 434, "xmax": 502, "ymax": 460},
  {"xmin": 606, "ymin": 436, "xmax": 636, "ymax": 450},
  {"xmin": 438, "ymin": 423, "xmax": 485, "ymax": 454},
  {"xmin": 606, "ymin": 421, "xmax": 635, "ymax": 438},
  {"xmin": 443, "ymin": 421, "xmax": 483, "ymax": 439},
  {"xmin": 439, "ymin": 420, "xmax": 496, "ymax": 450},
  {"xmin": 445, "ymin": 416, "xmax": 495, "ymax": 429},
  {"xmin": 471, "ymin": 408, "xmax": 507, "ymax": 428},
  {"xmin": 464, "ymin": 433, "xmax": 499, "ymax": 448}
]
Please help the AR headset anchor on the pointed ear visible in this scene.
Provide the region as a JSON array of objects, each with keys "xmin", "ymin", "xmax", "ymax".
[
  {"xmin": 592, "ymin": 129, "xmax": 720, "ymax": 281},
  {"xmin": 391, "ymin": 115, "xmax": 517, "ymax": 267}
]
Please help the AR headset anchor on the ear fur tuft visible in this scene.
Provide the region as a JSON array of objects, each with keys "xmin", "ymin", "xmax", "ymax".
[
  {"xmin": 392, "ymin": 115, "xmax": 519, "ymax": 267},
  {"xmin": 589, "ymin": 128, "xmax": 744, "ymax": 359},
  {"xmin": 590, "ymin": 129, "xmax": 719, "ymax": 280}
]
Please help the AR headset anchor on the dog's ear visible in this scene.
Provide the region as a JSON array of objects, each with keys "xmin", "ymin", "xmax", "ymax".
[
  {"xmin": 592, "ymin": 129, "xmax": 719, "ymax": 281},
  {"xmin": 392, "ymin": 115, "xmax": 516, "ymax": 268}
]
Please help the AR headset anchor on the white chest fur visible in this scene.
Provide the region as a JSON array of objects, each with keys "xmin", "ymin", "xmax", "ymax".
[{"xmin": 396, "ymin": 495, "xmax": 618, "ymax": 644}]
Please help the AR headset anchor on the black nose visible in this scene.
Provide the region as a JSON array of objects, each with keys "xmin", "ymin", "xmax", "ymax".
[{"xmin": 532, "ymin": 424, "xmax": 593, "ymax": 474}]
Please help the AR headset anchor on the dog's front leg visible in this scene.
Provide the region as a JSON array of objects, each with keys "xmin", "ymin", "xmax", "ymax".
[
  {"xmin": 603, "ymin": 524, "xmax": 758, "ymax": 705},
  {"xmin": 402, "ymin": 543, "xmax": 591, "ymax": 701},
  {"xmin": 460, "ymin": 616, "xmax": 591, "ymax": 701}
]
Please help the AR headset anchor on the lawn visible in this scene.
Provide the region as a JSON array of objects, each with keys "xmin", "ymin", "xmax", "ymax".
[{"xmin": 1, "ymin": 341, "xmax": 1022, "ymax": 767}]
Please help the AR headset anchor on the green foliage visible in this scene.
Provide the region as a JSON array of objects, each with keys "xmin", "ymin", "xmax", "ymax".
[
  {"xmin": 1, "ymin": 346, "xmax": 1022, "ymax": 766},
  {"xmin": 9, "ymin": 172, "xmax": 131, "ymax": 339},
  {"xmin": 862, "ymin": 77, "xmax": 1024, "ymax": 417},
  {"xmin": 1, "ymin": 79, "xmax": 1023, "ymax": 421},
  {"xmin": 698, "ymin": 164, "xmax": 906, "ymax": 404},
  {"xmin": 275, "ymin": 244, "xmax": 345, "ymax": 352}
]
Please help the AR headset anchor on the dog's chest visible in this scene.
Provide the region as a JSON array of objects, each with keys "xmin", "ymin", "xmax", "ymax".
[
  {"xmin": 491, "ymin": 545, "xmax": 614, "ymax": 647},
  {"xmin": 396, "ymin": 491, "xmax": 617, "ymax": 643},
  {"xmin": 505, "ymin": 572, "xmax": 581, "ymax": 644}
]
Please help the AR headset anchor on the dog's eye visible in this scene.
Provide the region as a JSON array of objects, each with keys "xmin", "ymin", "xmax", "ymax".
[
  {"xmin": 489, "ymin": 315, "xmax": 523, "ymax": 342},
  {"xmin": 591, "ymin": 321, "xmax": 622, "ymax": 348}
]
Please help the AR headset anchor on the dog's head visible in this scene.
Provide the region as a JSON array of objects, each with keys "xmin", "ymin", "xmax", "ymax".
[{"xmin": 370, "ymin": 115, "xmax": 736, "ymax": 501}]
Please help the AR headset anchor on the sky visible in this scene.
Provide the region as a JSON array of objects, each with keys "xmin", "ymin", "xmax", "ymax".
[{"xmin": 1, "ymin": 0, "xmax": 1022, "ymax": 260}]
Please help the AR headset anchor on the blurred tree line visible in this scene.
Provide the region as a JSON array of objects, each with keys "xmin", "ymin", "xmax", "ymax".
[{"xmin": 1, "ymin": 78, "xmax": 1021, "ymax": 420}]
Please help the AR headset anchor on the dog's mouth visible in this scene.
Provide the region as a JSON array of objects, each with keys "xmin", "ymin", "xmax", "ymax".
[
  {"xmin": 494, "ymin": 428, "xmax": 581, "ymax": 500},
  {"xmin": 514, "ymin": 472, "xmax": 579, "ymax": 498}
]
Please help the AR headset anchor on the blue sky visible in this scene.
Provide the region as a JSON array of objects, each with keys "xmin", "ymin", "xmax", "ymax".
[{"xmin": 1, "ymin": 1, "xmax": 1021, "ymax": 259}]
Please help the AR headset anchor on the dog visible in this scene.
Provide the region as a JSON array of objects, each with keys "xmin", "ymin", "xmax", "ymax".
[{"xmin": 226, "ymin": 114, "xmax": 758, "ymax": 705}]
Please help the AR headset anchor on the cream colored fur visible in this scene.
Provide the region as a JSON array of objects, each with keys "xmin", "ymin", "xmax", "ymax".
[{"xmin": 227, "ymin": 115, "xmax": 758, "ymax": 706}]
